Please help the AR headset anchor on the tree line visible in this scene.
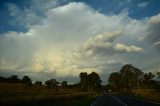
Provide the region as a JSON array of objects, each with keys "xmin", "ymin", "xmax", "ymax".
[
  {"xmin": 107, "ymin": 64, "xmax": 160, "ymax": 93},
  {"xmin": 0, "ymin": 64, "xmax": 159, "ymax": 93},
  {"xmin": 0, "ymin": 72, "xmax": 102, "ymax": 93},
  {"xmin": 0, "ymin": 75, "xmax": 32, "ymax": 85}
]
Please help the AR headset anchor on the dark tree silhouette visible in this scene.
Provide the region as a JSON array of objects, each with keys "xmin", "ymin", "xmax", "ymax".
[
  {"xmin": 108, "ymin": 72, "xmax": 121, "ymax": 91},
  {"xmin": 35, "ymin": 81, "xmax": 42, "ymax": 86},
  {"xmin": 22, "ymin": 76, "xmax": 32, "ymax": 84},
  {"xmin": 8, "ymin": 75, "xmax": 21, "ymax": 83},
  {"xmin": 61, "ymin": 81, "xmax": 68, "ymax": 87},
  {"xmin": 157, "ymin": 71, "xmax": 160, "ymax": 80},
  {"xmin": 45, "ymin": 79, "xmax": 59, "ymax": 91},
  {"xmin": 79, "ymin": 72, "xmax": 88, "ymax": 91},
  {"xmin": 88, "ymin": 72, "xmax": 102, "ymax": 92},
  {"xmin": 22, "ymin": 76, "xmax": 32, "ymax": 90},
  {"xmin": 108, "ymin": 64, "xmax": 143, "ymax": 92},
  {"xmin": 120, "ymin": 64, "xmax": 143, "ymax": 91},
  {"xmin": 79, "ymin": 72, "xmax": 102, "ymax": 92},
  {"xmin": 143, "ymin": 72, "xmax": 155, "ymax": 88}
]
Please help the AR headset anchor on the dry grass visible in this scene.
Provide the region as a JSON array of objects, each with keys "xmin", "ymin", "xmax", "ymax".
[
  {"xmin": 132, "ymin": 89, "xmax": 160, "ymax": 102},
  {"xmin": 0, "ymin": 83, "xmax": 96, "ymax": 104}
]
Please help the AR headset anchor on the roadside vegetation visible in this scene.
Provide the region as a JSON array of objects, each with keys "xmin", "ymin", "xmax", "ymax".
[
  {"xmin": 106, "ymin": 64, "xmax": 160, "ymax": 102},
  {"xmin": 0, "ymin": 64, "xmax": 160, "ymax": 105},
  {"xmin": 0, "ymin": 72, "xmax": 100, "ymax": 106}
]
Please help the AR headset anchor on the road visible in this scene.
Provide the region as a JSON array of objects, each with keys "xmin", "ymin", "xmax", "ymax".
[{"xmin": 91, "ymin": 94, "xmax": 160, "ymax": 106}]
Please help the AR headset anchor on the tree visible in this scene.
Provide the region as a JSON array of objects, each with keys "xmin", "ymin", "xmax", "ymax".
[
  {"xmin": 108, "ymin": 72, "xmax": 121, "ymax": 91},
  {"xmin": 79, "ymin": 72, "xmax": 102, "ymax": 92},
  {"xmin": 157, "ymin": 71, "xmax": 160, "ymax": 80},
  {"xmin": 8, "ymin": 75, "xmax": 21, "ymax": 83},
  {"xmin": 45, "ymin": 79, "xmax": 59, "ymax": 91},
  {"xmin": 61, "ymin": 81, "xmax": 68, "ymax": 87},
  {"xmin": 35, "ymin": 81, "xmax": 42, "ymax": 86},
  {"xmin": 119, "ymin": 64, "xmax": 143, "ymax": 91},
  {"xmin": 45, "ymin": 80, "xmax": 51, "ymax": 88},
  {"xmin": 152, "ymin": 72, "xmax": 160, "ymax": 100},
  {"xmin": 22, "ymin": 76, "xmax": 32, "ymax": 90},
  {"xmin": 79, "ymin": 72, "xmax": 88, "ymax": 91},
  {"xmin": 143, "ymin": 72, "xmax": 155, "ymax": 88},
  {"xmin": 88, "ymin": 72, "xmax": 102, "ymax": 92},
  {"xmin": 108, "ymin": 64, "xmax": 143, "ymax": 92},
  {"xmin": 22, "ymin": 76, "xmax": 32, "ymax": 84}
]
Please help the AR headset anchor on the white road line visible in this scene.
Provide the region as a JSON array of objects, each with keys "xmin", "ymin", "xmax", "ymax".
[{"xmin": 110, "ymin": 94, "xmax": 127, "ymax": 106}]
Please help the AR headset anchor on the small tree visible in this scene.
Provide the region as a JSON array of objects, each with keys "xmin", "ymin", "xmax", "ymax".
[
  {"xmin": 45, "ymin": 79, "xmax": 59, "ymax": 91},
  {"xmin": 22, "ymin": 76, "xmax": 32, "ymax": 84},
  {"xmin": 143, "ymin": 72, "xmax": 155, "ymax": 88},
  {"xmin": 35, "ymin": 81, "xmax": 42, "ymax": 86},
  {"xmin": 61, "ymin": 81, "xmax": 68, "ymax": 87},
  {"xmin": 157, "ymin": 72, "xmax": 160, "ymax": 80}
]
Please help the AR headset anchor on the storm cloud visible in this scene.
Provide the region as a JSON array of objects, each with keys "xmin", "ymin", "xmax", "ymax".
[{"xmin": 0, "ymin": 2, "xmax": 160, "ymax": 84}]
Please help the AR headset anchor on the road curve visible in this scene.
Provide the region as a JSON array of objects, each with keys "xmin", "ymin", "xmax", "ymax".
[{"xmin": 91, "ymin": 94, "xmax": 160, "ymax": 106}]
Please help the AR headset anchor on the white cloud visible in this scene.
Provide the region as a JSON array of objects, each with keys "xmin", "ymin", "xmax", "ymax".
[
  {"xmin": 138, "ymin": 2, "xmax": 149, "ymax": 8},
  {"xmin": 148, "ymin": 13, "xmax": 160, "ymax": 25},
  {"xmin": 114, "ymin": 43, "xmax": 144, "ymax": 53},
  {"xmin": 81, "ymin": 29, "xmax": 144, "ymax": 55},
  {"xmin": 146, "ymin": 13, "xmax": 160, "ymax": 49},
  {"xmin": 81, "ymin": 30, "xmax": 123, "ymax": 52}
]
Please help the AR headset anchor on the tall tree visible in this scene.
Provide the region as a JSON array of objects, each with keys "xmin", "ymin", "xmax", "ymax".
[
  {"xmin": 79, "ymin": 72, "xmax": 102, "ymax": 92},
  {"xmin": 120, "ymin": 64, "xmax": 143, "ymax": 91},
  {"xmin": 22, "ymin": 76, "xmax": 32, "ymax": 90},
  {"xmin": 79, "ymin": 72, "xmax": 88, "ymax": 91},
  {"xmin": 108, "ymin": 72, "xmax": 121, "ymax": 91},
  {"xmin": 88, "ymin": 72, "xmax": 102, "ymax": 91},
  {"xmin": 108, "ymin": 64, "xmax": 143, "ymax": 92}
]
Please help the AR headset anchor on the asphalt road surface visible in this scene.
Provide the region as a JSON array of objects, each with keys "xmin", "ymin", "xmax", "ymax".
[{"xmin": 91, "ymin": 94, "xmax": 160, "ymax": 106}]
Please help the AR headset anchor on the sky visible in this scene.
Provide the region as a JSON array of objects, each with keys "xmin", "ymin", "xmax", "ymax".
[{"xmin": 0, "ymin": 0, "xmax": 160, "ymax": 84}]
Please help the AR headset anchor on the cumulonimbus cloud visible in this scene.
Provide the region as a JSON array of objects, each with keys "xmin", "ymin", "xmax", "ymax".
[{"xmin": 0, "ymin": 2, "xmax": 160, "ymax": 83}]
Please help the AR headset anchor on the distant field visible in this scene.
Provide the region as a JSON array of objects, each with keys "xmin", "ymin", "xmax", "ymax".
[{"xmin": 0, "ymin": 83, "xmax": 96, "ymax": 106}]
